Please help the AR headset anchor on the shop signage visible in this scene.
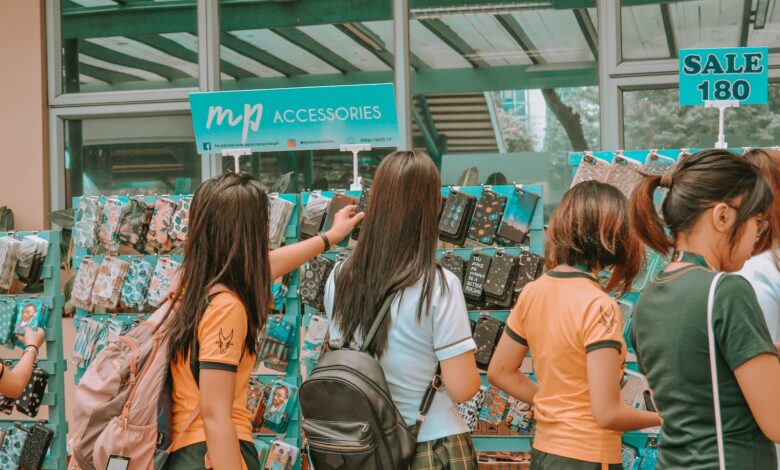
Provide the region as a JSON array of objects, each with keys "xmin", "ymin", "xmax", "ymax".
[
  {"xmin": 679, "ymin": 47, "xmax": 768, "ymax": 105},
  {"xmin": 189, "ymin": 83, "xmax": 400, "ymax": 154}
]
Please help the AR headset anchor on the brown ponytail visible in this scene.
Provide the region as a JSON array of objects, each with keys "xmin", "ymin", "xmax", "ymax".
[{"xmin": 629, "ymin": 175, "xmax": 673, "ymax": 255}]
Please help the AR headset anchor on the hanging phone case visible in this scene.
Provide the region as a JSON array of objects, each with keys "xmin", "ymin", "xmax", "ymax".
[
  {"xmin": 483, "ymin": 251, "xmax": 518, "ymax": 301},
  {"xmin": 467, "ymin": 189, "xmax": 507, "ymax": 245},
  {"xmin": 606, "ymin": 154, "xmax": 644, "ymax": 199},
  {"xmin": 117, "ymin": 197, "xmax": 153, "ymax": 252},
  {"xmin": 300, "ymin": 314, "xmax": 329, "ymax": 363},
  {"xmin": 264, "ymin": 440, "xmax": 299, "ymax": 470},
  {"xmin": 0, "ymin": 299, "xmax": 16, "ymax": 346},
  {"xmin": 473, "ymin": 315, "xmax": 504, "ymax": 370},
  {"xmin": 463, "ymin": 251, "xmax": 492, "ymax": 302},
  {"xmin": 120, "ymin": 258, "xmax": 154, "ymax": 312},
  {"xmin": 263, "ymin": 380, "xmax": 299, "ymax": 434},
  {"xmin": 439, "ymin": 190, "xmax": 477, "ymax": 245},
  {"xmin": 15, "ymin": 368, "xmax": 49, "ymax": 417},
  {"xmin": 321, "ymin": 192, "xmax": 358, "ymax": 234},
  {"xmin": 91, "ymin": 257, "xmax": 130, "ymax": 310},
  {"xmin": 299, "ymin": 256, "xmax": 335, "ymax": 312},
  {"xmin": 259, "ymin": 315, "xmax": 296, "ymax": 373},
  {"xmin": 512, "ymin": 250, "xmax": 544, "ymax": 303},
  {"xmin": 13, "ymin": 300, "xmax": 48, "ymax": 338},
  {"xmin": 350, "ymin": 186, "xmax": 371, "ymax": 241},
  {"xmin": 497, "ymin": 186, "xmax": 540, "ymax": 244},
  {"xmin": 479, "ymin": 385, "xmax": 509, "ymax": 425},
  {"xmin": 168, "ymin": 196, "xmax": 192, "ymax": 246},
  {"xmin": 268, "ymin": 196, "xmax": 295, "ymax": 250},
  {"xmin": 299, "ymin": 192, "xmax": 331, "ymax": 240},
  {"xmin": 70, "ymin": 257, "xmax": 100, "ymax": 312},
  {"xmin": 458, "ymin": 386, "xmax": 486, "ymax": 432},
  {"xmin": 248, "ymin": 380, "xmax": 272, "ymax": 433},
  {"xmin": 18, "ymin": 421, "xmax": 52, "ymax": 470},
  {"xmin": 506, "ymin": 397, "xmax": 534, "ymax": 434},
  {"xmin": 438, "ymin": 251, "xmax": 466, "ymax": 285},
  {"xmin": 98, "ymin": 198, "xmax": 128, "ymax": 255},
  {"xmin": 73, "ymin": 197, "xmax": 103, "ymax": 252},
  {"xmin": 0, "ymin": 237, "xmax": 21, "ymax": 291},
  {"xmin": 145, "ymin": 198, "xmax": 177, "ymax": 254},
  {"xmin": 146, "ymin": 258, "xmax": 181, "ymax": 309},
  {"xmin": 571, "ymin": 153, "xmax": 610, "ymax": 187},
  {"xmin": 0, "ymin": 423, "xmax": 27, "ymax": 469}
]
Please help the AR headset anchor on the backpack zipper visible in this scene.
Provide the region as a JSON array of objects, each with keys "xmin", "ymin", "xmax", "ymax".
[{"xmin": 309, "ymin": 441, "xmax": 373, "ymax": 453}]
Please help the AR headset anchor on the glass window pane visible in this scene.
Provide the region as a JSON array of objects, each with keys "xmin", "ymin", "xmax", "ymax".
[
  {"xmin": 64, "ymin": 115, "xmax": 201, "ymax": 205},
  {"xmin": 620, "ymin": 0, "xmax": 780, "ymax": 62},
  {"xmin": 623, "ymin": 83, "xmax": 780, "ymax": 149},
  {"xmin": 60, "ymin": 0, "xmax": 198, "ymax": 93}
]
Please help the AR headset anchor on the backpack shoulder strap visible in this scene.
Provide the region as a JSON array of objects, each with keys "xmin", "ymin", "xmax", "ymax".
[
  {"xmin": 707, "ymin": 272, "xmax": 727, "ymax": 470},
  {"xmin": 411, "ymin": 364, "xmax": 442, "ymax": 438},
  {"xmin": 358, "ymin": 293, "xmax": 399, "ymax": 353}
]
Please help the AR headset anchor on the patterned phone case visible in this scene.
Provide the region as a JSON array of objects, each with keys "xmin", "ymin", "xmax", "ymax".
[
  {"xmin": 15, "ymin": 368, "xmax": 48, "ymax": 417},
  {"xmin": 606, "ymin": 155, "xmax": 644, "ymax": 198},
  {"xmin": 497, "ymin": 187, "xmax": 540, "ymax": 244},
  {"xmin": 350, "ymin": 186, "xmax": 371, "ymax": 241},
  {"xmin": 300, "ymin": 192, "xmax": 331, "ymax": 240},
  {"xmin": 14, "ymin": 300, "xmax": 48, "ymax": 337},
  {"xmin": 168, "ymin": 196, "xmax": 192, "ymax": 245},
  {"xmin": 249, "ymin": 380, "xmax": 272, "ymax": 433},
  {"xmin": 321, "ymin": 192, "xmax": 358, "ymax": 234},
  {"xmin": 74, "ymin": 197, "xmax": 103, "ymax": 252},
  {"xmin": 146, "ymin": 257, "xmax": 181, "ymax": 308},
  {"xmin": 622, "ymin": 442, "xmax": 639, "ymax": 470},
  {"xmin": 506, "ymin": 397, "xmax": 534, "ymax": 434},
  {"xmin": 299, "ymin": 256, "xmax": 335, "ymax": 312},
  {"xmin": 71, "ymin": 257, "xmax": 100, "ymax": 312},
  {"xmin": 483, "ymin": 251, "xmax": 518, "ymax": 301},
  {"xmin": 438, "ymin": 252, "xmax": 466, "ymax": 284},
  {"xmin": 259, "ymin": 315, "xmax": 296, "ymax": 373},
  {"xmin": 468, "ymin": 189, "xmax": 507, "ymax": 245},
  {"xmin": 145, "ymin": 198, "xmax": 177, "ymax": 254},
  {"xmin": 98, "ymin": 198, "xmax": 128, "ymax": 255},
  {"xmin": 120, "ymin": 258, "xmax": 154, "ymax": 312},
  {"xmin": 439, "ymin": 190, "xmax": 477, "ymax": 245},
  {"xmin": 473, "ymin": 315, "xmax": 504, "ymax": 370},
  {"xmin": 621, "ymin": 370, "xmax": 648, "ymax": 409},
  {"xmin": 642, "ymin": 152, "xmax": 676, "ymax": 213},
  {"xmin": 18, "ymin": 422, "xmax": 53, "ymax": 470},
  {"xmin": 263, "ymin": 380, "xmax": 299, "ymax": 434},
  {"xmin": 571, "ymin": 153, "xmax": 610, "ymax": 187},
  {"xmin": 117, "ymin": 197, "xmax": 153, "ymax": 252},
  {"xmin": 463, "ymin": 251, "xmax": 492, "ymax": 302},
  {"xmin": 0, "ymin": 424, "xmax": 27, "ymax": 469},
  {"xmin": 458, "ymin": 386, "xmax": 486, "ymax": 432},
  {"xmin": 479, "ymin": 386, "xmax": 509, "ymax": 425},
  {"xmin": 91, "ymin": 257, "xmax": 131, "ymax": 310},
  {"xmin": 300, "ymin": 314, "xmax": 329, "ymax": 363},
  {"xmin": 264, "ymin": 440, "xmax": 299, "ymax": 470},
  {"xmin": 512, "ymin": 251, "xmax": 544, "ymax": 303},
  {"xmin": 268, "ymin": 196, "xmax": 295, "ymax": 250}
]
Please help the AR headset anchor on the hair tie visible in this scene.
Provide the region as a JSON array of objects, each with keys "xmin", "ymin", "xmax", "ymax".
[{"xmin": 659, "ymin": 171, "xmax": 674, "ymax": 189}]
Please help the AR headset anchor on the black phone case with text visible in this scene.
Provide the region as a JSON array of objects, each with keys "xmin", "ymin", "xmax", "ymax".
[{"xmin": 463, "ymin": 252, "xmax": 492, "ymax": 302}]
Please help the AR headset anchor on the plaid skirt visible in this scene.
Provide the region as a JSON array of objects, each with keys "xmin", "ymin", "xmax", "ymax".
[{"xmin": 411, "ymin": 433, "xmax": 477, "ymax": 470}]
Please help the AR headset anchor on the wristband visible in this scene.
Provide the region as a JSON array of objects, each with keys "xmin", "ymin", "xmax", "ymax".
[{"xmin": 318, "ymin": 233, "xmax": 331, "ymax": 252}]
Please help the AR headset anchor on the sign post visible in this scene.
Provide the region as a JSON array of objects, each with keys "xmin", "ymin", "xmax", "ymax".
[
  {"xmin": 189, "ymin": 84, "xmax": 400, "ymax": 186},
  {"xmin": 679, "ymin": 47, "xmax": 768, "ymax": 148}
]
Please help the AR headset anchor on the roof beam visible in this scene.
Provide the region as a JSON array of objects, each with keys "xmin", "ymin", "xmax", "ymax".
[
  {"xmin": 419, "ymin": 19, "xmax": 488, "ymax": 68},
  {"xmin": 739, "ymin": 0, "xmax": 752, "ymax": 48},
  {"xmin": 78, "ymin": 41, "xmax": 191, "ymax": 80},
  {"xmin": 221, "ymin": 33, "xmax": 306, "ymax": 76},
  {"xmin": 659, "ymin": 3, "xmax": 677, "ymax": 58},
  {"xmin": 572, "ymin": 9, "xmax": 598, "ymax": 61},
  {"xmin": 270, "ymin": 27, "xmax": 360, "ymax": 74},
  {"xmin": 78, "ymin": 63, "xmax": 142, "ymax": 84},
  {"xmin": 495, "ymin": 14, "xmax": 545, "ymax": 65},
  {"xmin": 337, "ymin": 23, "xmax": 431, "ymax": 70}
]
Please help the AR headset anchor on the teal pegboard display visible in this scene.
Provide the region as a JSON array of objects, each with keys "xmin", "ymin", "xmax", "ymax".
[
  {"xmin": 300, "ymin": 185, "xmax": 544, "ymax": 457},
  {"xmin": 70, "ymin": 194, "xmax": 303, "ymax": 469},
  {"xmin": 0, "ymin": 231, "xmax": 67, "ymax": 470}
]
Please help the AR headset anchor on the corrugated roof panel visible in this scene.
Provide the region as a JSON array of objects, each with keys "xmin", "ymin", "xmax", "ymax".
[
  {"xmin": 79, "ymin": 74, "xmax": 107, "ymax": 86},
  {"xmin": 219, "ymin": 45, "xmax": 285, "ymax": 78},
  {"xmin": 672, "ymin": 0, "xmax": 742, "ymax": 49},
  {"xmin": 620, "ymin": 4, "xmax": 667, "ymax": 60},
  {"xmin": 86, "ymin": 36, "xmax": 198, "ymax": 77},
  {"xmin": 441, "ymin": 15, "xmax": 531, "ymax": 66},
  {"xmin": 513, "ymin": 10, "xmax": 593, "ymax": 63},
  {"xmin": 229, "ymin": 30, "xmax": 340, "ymax": 75},
  {"xmin": 409, "ymin": 20, "xmax": 472, "ymax": 69},
  {"xmin": 361, "ymin": 21, "xmax": 396, "ymax": 54},
  {"xmin": 79, "ymin": 53, "xmax": 167, "ymax": 81},
  {"xmin": 297, "ymin": 24, "xmax": 390, "ymax": 72}
]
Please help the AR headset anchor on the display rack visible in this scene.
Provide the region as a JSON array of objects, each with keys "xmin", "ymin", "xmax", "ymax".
[{"xmin": 0, "ymin": 230, "xmax": 67, "ymax": 470}]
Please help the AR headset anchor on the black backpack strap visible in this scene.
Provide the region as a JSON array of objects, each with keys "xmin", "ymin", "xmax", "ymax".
[
  {"xmin": 411, "ymin": 364, "xmax": 442, "ymax": 438},
  {"xmin": 358, "ymin": 293, "xmax": 398, "ymax": 353}
]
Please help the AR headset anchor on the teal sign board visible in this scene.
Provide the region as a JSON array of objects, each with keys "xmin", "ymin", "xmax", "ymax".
[
  {"xmin": 679, "ymin": 47, "xmax": 768, "ymax": 105},
  {"xmin": 189, "ymin": 83, "xmax": 400, "ymax": 154}
]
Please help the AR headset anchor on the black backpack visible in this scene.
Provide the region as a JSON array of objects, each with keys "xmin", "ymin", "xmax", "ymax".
[{"xmin": 300, "ymin": 294, "xmax": 441, "ymax": 470}]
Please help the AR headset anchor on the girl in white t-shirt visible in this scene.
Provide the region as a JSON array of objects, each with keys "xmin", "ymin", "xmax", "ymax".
[{"xmin": 325, "ymin": 151, "xmax": 481, "ymax": 470}]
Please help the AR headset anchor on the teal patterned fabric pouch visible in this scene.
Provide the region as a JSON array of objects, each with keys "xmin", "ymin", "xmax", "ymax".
[
  {"xmin": 120, "ymin": 258, "xmax": 154, "ymax": 312},
  {"xmin": 0, "ymin": 423, "xmax": 28, "ymax": 470}
]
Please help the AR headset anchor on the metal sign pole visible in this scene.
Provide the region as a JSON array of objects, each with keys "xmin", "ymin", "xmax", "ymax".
[{"xmin": 340, "ymin": 144, "xmax": 372, "ymax": 191}]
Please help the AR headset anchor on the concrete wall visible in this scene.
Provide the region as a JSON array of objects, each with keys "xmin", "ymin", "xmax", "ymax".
[{"xmin": 0, "ymin": 0, "xmax": 49, "ymax": 230}]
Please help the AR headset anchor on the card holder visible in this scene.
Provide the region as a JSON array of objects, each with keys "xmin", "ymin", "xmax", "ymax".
[
  {"xmin": 18, "ymin": 421, "xmax": 53, "ymax": 470},
  {"xmin": 321, "ymin": 192, "xmax": 358, "ymax": 234},
  {"xmin": 438, "ymin": 251, "xmax": 466, "ymax": 284},
  {"xmin": 439, "ymin": 189, "xmax": 477, "ymax": 246},
  {"xmin": 497, "ymin": 186, "xmax": 539, "ymax": 244},
  {"xmin": 571, "ymin": 153, "xmax": 610, "ymax": 187},
  {"xmin": 463, "ymin": 251, "xmax": 492, "ymax": 302},
  {"xmin": 483, "ymin": 250, "xmax": 518, "ymax": 301},
  {"xmin": 605, "ymin": 154, "xmax": 644, "ymax": 198},
  {"xmin": 473, "ymin": 314, "xmax": 504, "ymax": 370},
  {"xmin": 299, "ymin": 256, "xmax": 335, "ymax": 312},
  {"xmin": 350, "ymin": 185, "xmax": 371, "ymax": 241},
  {"xmin": 467, "ymin": 188, "xmax": 507, "ymax": 245},
  {"xmin": 300, "ymin": 192, "xmax": 331, "ymax": 240}
]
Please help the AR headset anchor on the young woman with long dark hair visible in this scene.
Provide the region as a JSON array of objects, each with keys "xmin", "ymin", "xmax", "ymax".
[
  {"xmin": 488, "ymin": 181, "xmax": 660, "ymax": 470},
  {"xmin": 162, "ymin": 172, "xmax": 362, "ymax": 470},
  {"xmin": 325, "ymin": 151, "xmax": 481, "ymax": 470},
  {"xmin": 629, "ymin": 149, "xmax": 780, "ymax": 469}
]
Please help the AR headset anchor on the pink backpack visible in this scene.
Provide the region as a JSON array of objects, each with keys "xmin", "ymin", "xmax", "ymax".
[{"xmin": 69, "ymin": 286, "xmax": 228, "ymax": 470}]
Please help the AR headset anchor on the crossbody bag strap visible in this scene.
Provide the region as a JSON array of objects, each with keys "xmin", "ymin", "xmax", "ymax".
[
  {"xmin": 707, "ymin": 272, "xmax": 727, "ymax": 470},
  {"xmin": 411, "ymin": 364, "xmax": 442, "ymax": 438}
]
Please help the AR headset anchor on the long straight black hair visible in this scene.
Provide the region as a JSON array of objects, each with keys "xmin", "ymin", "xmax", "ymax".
[
  {"xmin": 332, "ymin": 151, "xmax": 446, "ymax": 357},
  {"xmin": 162, "ymin": 172, "xmax": 272, "ymax": 363}
]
